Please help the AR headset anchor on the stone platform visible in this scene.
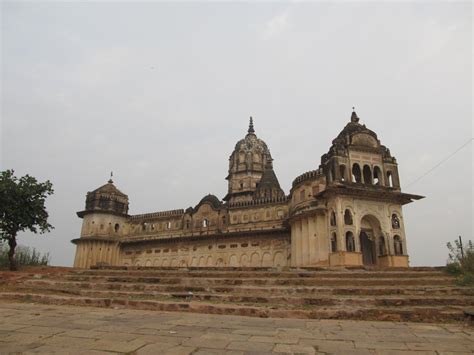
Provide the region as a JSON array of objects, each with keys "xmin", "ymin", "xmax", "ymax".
[
  {"xmin": 0, "ymin": 302, "xmax": 473, "ymax": 354},
  {"xmin": 0, "ymin": 266, "xmax": 472, "ymax": 323}
]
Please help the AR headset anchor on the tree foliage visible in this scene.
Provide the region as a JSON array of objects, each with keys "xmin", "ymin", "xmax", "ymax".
[{"xmin": 0, "ymin": 170, "xmax": 54, "ymax": 270}]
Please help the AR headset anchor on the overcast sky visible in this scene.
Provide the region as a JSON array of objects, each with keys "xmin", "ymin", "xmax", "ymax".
[{"xmin": 1, "ymin": 1, "xmax": 472, "ymax": 267}]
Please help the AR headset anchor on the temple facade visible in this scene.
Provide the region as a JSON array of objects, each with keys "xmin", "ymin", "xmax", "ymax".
[{"xmin": 72, "ymin": 112, "xmax": 422, "ymax": 269}]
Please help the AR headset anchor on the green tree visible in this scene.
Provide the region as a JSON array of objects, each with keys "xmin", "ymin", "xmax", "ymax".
[{"xmin": 0, "ymin": 170, "xmax": 54, "ymax": 271}]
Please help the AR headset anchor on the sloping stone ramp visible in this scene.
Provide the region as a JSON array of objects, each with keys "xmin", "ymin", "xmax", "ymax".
[{"xmin": 0, "ymin": 266, "xmax": 472, "ymax": 323}]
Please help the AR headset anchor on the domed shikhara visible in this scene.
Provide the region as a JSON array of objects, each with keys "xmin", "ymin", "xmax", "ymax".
[
  {"xmin": 77, "ymin": 178, "xmax": 129, "ymax": 217},
  {"xmin": 224, "ymin": 117, "xmax": 284, "ymax": 202},
  {"xmin": 320, "ymin": 110, "xmax": 401, "ymax": 189}
]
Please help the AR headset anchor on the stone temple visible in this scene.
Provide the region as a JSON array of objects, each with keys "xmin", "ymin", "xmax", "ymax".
[{"xmin": 72, "ymin": 111, "xmax": 423, "ymax": 269}]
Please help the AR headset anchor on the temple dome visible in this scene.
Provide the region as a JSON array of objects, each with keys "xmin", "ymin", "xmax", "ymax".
[
  {"xmin": 232, "ymin": 118, "xmax": 272, "ymax": 161},
  {"xmin": 224, "ymin": 117, "xmax": 282, "ymax": 202}
]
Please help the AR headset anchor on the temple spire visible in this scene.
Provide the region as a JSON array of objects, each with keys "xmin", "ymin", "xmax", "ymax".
[
  {"xmin": 351, "ymin": 107, "xmax": 360, "ymax": 123},
  {"xmin": 248, "ymin": 116, "xmax": 255, "ymax": 134},
  {"xmin": 108, "ymin": 171, "xmax": 113, "ymax": 184}
]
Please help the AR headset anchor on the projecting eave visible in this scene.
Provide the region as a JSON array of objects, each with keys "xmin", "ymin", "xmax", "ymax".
[
  {"xmin": 76, "ymin": 210, "xmax": 130, "ymax": 219},
  {"xmin": 315, "ymin": 184, "xmax": 424, "ymax": 205}
]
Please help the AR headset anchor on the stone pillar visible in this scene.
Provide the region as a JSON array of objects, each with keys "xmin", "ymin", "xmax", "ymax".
[
  {"xmin": 307, "ymin": 216, "xmax": 317, "ymax": 264},
  {"xmin": 294, "ymin": 220, "xmax": 302, "ymax": 266},
  {"xmin": 301, "ymin": 218, "xmax": 310, "ymax": 265},
  {"xmin": 291, "ymin": 224, "xmax": 297, "ymax": 266}
]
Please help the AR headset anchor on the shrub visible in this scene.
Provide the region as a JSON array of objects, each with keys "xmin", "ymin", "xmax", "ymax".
[
  {"xmin": 445, "ymin": 262, "xmax": 462, "ymax": 275},
  {"xmin": 446, "ymin": 239, "xmax": 474, "ymax": 287},
  {"xmin": 0, "ymin": 243, "xmax": 50, "ymax": 268}
]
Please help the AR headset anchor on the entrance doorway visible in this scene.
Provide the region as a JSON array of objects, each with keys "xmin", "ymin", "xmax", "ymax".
[{"xmin": 359, "ymin": 230, "xmax": 375, "ymax": 265}]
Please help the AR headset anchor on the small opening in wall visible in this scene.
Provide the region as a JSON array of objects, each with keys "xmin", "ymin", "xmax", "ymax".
[
  {"xmin": 331, "ymin": 233, "xmax": 337, "ymax": 253},
  {"xmin": 387, "ymin": 171, "xmax": 394, "ymax": 187},
  {"xmin": 114, "ymin": 224, "xmax": 120, "ymax": 233},
  {"xmin": 352, "ymin": 164, "xmax": 362, "ymax": 183},
  {"xmin": 394, "ymin": 235, "xmax": 403, "ymax": 255},
  {"xmin": 346, "ymin": 232, "xmax": 355, "ymax": 252},
  {"xmin": 392, "ymin": 214, "xmax": 401, "ymax": 229},
  {"xmin": 330, "ymin": 211, "xmax": 337, "ymax": 226},
  {"xmin": 363, "ymin": 165, "xmax": 372, "ymax": 185},
  {"xmin": 344, "ymin": 210, "xmax": 353, "ymax": 225},
  {"xmin": 340, "ymin": 165, "xmax": 346, "ymax": 182}
]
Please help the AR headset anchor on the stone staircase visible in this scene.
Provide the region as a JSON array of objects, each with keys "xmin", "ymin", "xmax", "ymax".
[{"xmin": 0, "ymin": 266, "xmax": 472, "ymax": 322}]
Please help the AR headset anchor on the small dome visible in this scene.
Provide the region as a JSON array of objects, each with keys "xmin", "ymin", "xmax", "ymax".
[
  {"xmin": 79, "ymin": 179, "xmax": 129, "ymax": 217},
  {"xmin": 332, "ymin": 110, "xmax": 379, "ymax": 148},
  {"xmin": 90, "ymin": 180, "xmax": 128, "ymax": 198},
  {"xmin": 194, "ymin": 194, "xmax": 222, "ymax": 211}
]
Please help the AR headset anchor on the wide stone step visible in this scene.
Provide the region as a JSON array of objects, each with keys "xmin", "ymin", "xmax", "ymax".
[
  {"xmin": 75, "ymin": 269, "xmax": 448, "ymax": 279},
  {"xmin": 21, "ymin": 279, "xmax": 473, "ymax": 297},
  {"xmin": 0, "ymin": 291, "xmax": 464, "ymax": 323},
  {"xmin": 58, "ymin": 274, "xmax": 455, "ymax": 287},
  {"xmin": 13, "ymin": 284, "xmax": 474, "ymax": 308}
]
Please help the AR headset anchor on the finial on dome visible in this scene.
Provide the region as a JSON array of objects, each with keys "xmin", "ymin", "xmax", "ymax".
[
  {"xmin": 351, "ymin": 107, "xmax": 360, "ymax": 123},
  {"xmin": 108, "ymin": 171, "xmax": 113, "ymax": 184},
  {"xmin": 248, "ymin": 116, "xmax": 255, "ymax": 134}
]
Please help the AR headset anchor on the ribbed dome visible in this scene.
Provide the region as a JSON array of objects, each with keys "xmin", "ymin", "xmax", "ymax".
[{"xmin": 232, "ymin": 118, "xmax": 272, "ymax": 159}]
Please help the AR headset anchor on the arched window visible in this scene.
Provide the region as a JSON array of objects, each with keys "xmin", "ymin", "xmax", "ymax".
[
  {"xmin": 330, "ymin": 210, "xmax": 337, "ymax": 226},
  {"xmin": 222, "ymin": 215, "xmax": 226, "ymax": 225},
  {"xmin": 352, "ymin": 164, "xmax": 362, "ymax": 183},
  {"xmin": 202, "ymin": 219, "xmax": 209, "ymax": 227},
  {"xmin": 387, "ymin": 171, "xmax": 393, "ymax": 187},
  {"xmin": 114, "ymin": 224, "xmax": 120, "ymax": 233},
  {"xmin": 340, "ymin": 165, "xmax": 347, "ymax": 182},
  {"xmin": 394, "ymin": 235, "xmax": 403, "ymax": 255},
  {"xmin": 363, "ymin": 165, "xmax": 372, "ymax": 185},
  {"xmin": 346, "ymin": 232, "xmax": 355, "ymax": 252},
  {"xmin": 331, "ymin": 233, "xmax": 337, "ymax": 253},
  {"xmin": 378, "ymin": 236, "xmax": 386, "ymax": 255},
  {"xmin": 344, "ymin": 209, "xmax": 353, "ymax": 225},
  {"xmin": 392, "ymin": 214, "xmax": 401, "ymax": 229},
  {"xmin": 185, "ymin": 220, "xmax": 190, "ymax": 229},
  {"xmin": 373, "ymin": 166, "xmax": 382, "ymax": 185}
]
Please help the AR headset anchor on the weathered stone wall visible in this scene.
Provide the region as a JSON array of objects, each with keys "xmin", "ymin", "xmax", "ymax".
[{"xmin": 120, "ymin": 234, "xmax": 290, "ymax": 267}]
